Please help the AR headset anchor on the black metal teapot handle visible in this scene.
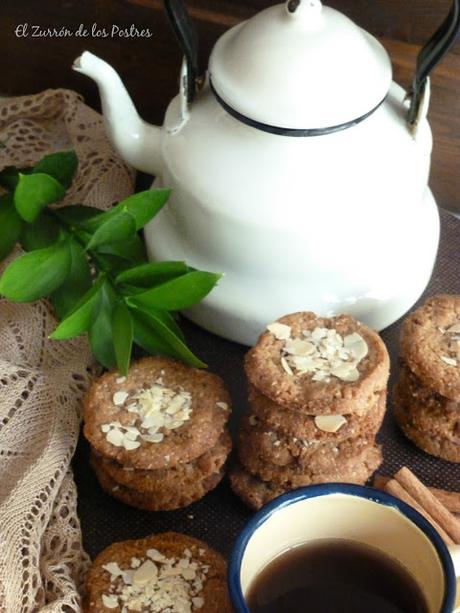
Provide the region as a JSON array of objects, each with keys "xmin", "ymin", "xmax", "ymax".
[
  {"xmin": 408, "ymin": 0, "xmax": 460, "ymax": 126},
  {"xmin": 163, "ymin": 0, "xmax": 200, "ymax": 102}
]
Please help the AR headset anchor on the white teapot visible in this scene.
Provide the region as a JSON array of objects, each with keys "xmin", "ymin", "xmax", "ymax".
[{"xmin": 73, "ymin": 0, "xmax": 460, "ymax": 345}]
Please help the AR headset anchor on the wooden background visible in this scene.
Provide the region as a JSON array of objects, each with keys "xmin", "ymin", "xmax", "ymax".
[{"xmin": 1, "ymin": 0, "xmax": 460, "ymax": 211}]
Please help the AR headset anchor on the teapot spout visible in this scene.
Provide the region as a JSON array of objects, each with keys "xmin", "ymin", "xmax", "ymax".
[{"xmin": 73, "ymin": 51, "xmax": 163, "ymax": 176}]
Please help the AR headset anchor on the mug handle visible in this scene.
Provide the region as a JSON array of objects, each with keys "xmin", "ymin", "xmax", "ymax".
[
  {"xmin": 449, "ymin": 545, "xmax": 460, "ymax": 611},
  {"xmin": 408, "ymin": 0, "xmax": 460, "ymax": 128}
]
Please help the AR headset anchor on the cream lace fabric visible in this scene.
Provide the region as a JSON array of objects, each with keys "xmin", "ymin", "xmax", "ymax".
[{"xmin": 0, "ymin": 90, "xmax": 135, "ymax": 612}]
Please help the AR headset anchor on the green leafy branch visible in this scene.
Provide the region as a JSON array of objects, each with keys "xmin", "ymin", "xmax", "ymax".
[{"xmin": 0, "ymin": 151, "xmax": 221, "ymax": 373}]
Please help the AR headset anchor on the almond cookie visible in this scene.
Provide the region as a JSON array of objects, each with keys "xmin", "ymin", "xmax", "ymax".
[
  {"xmin": 393, "ymin": 413, "xmax": 460, "ymax": 464},
  {"xmin": 400, "ymin": 295, "xmax": 460, "ymax": 399},
  {"xmin": 229, "ymin": 447, "xmax": 381, "ymax": 511},
  {"xmin": 245, "ymin": 312, "xmax": 390, "ymax": 415},
  {"xmin": 84, "ymin": 532, "xmax": 231, "ymax": 612},
  {"xmin": 238, "ymin": 441, "xmax": 382, "ymax": 487},
  {"xmin": 238, "ymin": 416, "xmax": 376, "ymax": 474},
  {"xmin": 394, "ymin": 365, "xmax": 460, "ymax": 442},
  {"xmin": 248, "ymin": 385, "xmax": 386, "ymax": 441},
  {"xmin": 94, "ymin": 431, "xmax": 232, "ymax": 494},
  {"xmin": 83, "ymin": 357, "xmax": 231, "ymax": 470},
  {"xmin": 91, "ymin": 456, "xmax": 225, "ymax": 511}
]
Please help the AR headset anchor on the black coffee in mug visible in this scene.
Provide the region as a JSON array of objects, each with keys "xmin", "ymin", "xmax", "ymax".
[{"xmin": 246, "ymin": 538, "xmax": 429, "ymax": 613}]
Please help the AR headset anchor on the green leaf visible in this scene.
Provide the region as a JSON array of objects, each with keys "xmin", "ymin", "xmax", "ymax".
[
  {"xmin": 146, "ymin": 308, "xmax": 185, "ymax": 342},
  {"xmin": 20, "ymin": 211, "xmax": 61, "ymax": 251},
  {"xmin": 128, "ymin": 271, "xmax": 222, "ymax": 311},
  {"xmin": 112, "ymin": 301, "xmax": 133, "ymax": 375},
  {"xmin": 33, "ymin": 151, "xmax": 78, "ymax": 188},
  {"xmin": 115, "ymin": 261, "xmax": 189, "ymax": 289},
  {"xmin": 50, "ymin": 275, "xmax": 104, "ymax": 340},
  {"xmin": 83, "ymin": 189, "xmax": 171, "ymax": 232},
  {"xmin": 54, "ymin": 204, "xmax": 102, "ymax": 226},
  {"xmin": 130, "ymin": 305, "xmax": 206, "ymax": 367},
  {"xmin": 50, "ymin": 239, "xmax": 92, "ymax": 318},
  {"xmin": 0, "ymin": 239, "xmax": 71, "ymax": 302},
  {"xmin": 89, "ymin": 282, "xmax": 117, "ymax": 369},
  {"xmin": 86, "ymin": 211, "xmax": 136, "ymax": 250},
  {"xmin": 14, "ymin": 173, "xmax": 66, "ymax": 222},
  {"xmin": 96, "ymin": 235, "xmax": 146, "ymax": 264},
  {"xmin": 0, "ymin": 193, "xmax": 23, "ymax": 259}
]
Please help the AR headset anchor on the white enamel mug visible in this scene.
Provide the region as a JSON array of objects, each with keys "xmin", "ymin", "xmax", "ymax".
[{"xmin": 229, "ymin": 484, "xmax": 460, "ymax": 612}]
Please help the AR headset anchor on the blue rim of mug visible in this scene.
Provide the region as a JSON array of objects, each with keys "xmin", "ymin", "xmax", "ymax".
[{"xmin": 228, "ymin": 482, "xmax": 456, "ymax": 613}]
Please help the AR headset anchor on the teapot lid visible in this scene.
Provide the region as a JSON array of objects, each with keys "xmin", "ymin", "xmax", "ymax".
[{"xmin": 208, "ymin": 0, "xmax": 392, "ymax": 133}]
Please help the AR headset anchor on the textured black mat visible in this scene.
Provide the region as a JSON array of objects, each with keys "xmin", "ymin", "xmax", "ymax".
[{"xmin": 73, "ymin": 208, "xmax": 460, "ymax": 560}]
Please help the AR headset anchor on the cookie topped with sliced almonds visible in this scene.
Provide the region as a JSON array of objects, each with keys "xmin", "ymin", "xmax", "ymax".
[
  {"xmin": 245, "ymin": 312, "xmax": 389, "ymax": 415},
  {"xmin": 83, "ymin": 357, "xmax": 231, "ymax": 470},
  {"xmin": 83, "ymin": 532, "xmax": 231, "ymax": 612},
  {"xmin": 248, "ymin": 385, "xmax": 386, "ymax": 441},
  {"xmin": 400, "ymin": 295, "xmax": 460, "ymax": 399}
]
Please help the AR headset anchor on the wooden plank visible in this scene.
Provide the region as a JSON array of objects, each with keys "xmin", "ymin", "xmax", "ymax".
[{"xmin": 130, "ymin": 0, "xmax": 460, "ymax": 49}]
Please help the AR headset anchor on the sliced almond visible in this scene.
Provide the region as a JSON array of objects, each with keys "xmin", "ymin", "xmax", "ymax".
[
  {"xmin": 441, "ymin": 356, "xmax": 457, "ymax": 367},
  {"xmin": 332, "ymin": 364, "xmax": 360, "ymax": 382},
  {"xmin": 146, "ymin": 548, "xmax": 166, "ymax": 562},
  {"xmin": 311, "ymin": 327, "xmax": 328, "ymax": 341},
  {"xmin": 102, "ymin": 562, "xmax": 124, "ymax": 578},
  {"xmin": 112, "ymin": 391, "xmax": 129, "ymax": 406},
  {"xmin": 284, "ymin": 338, "xmax": 315, "ymax": 356},
  {"xmin": 143, "ymin": 432, "xmax": 164, "ymax": 443},
  {"xmin": 101, "ymin": 594, "xmax": 119, "ymax": 609},
  {"xmin": 123, "ymin": 431, "xmax": 139, "ymax": 442},
  {"xmin": 290, "ymin": 355, "xmax": 316, "ymax": 373},
  {"xmin": 123, "ymin": 438, "xmax": 141, "ymax": 451},
  {"xmin": 181, "ymin": 568, "xmax": 196, "ymax": 580},
  {"xmin": 280, "ymin": 356, "xmax": 294, "ymax": 376},
  {"xmin": 343, "ymin": 333, "xmax": 368, "ymax": 361},
  {"xmin": 132, "ymin": 559, "xmax": 158, "ymax": 585},
  {"xmin": 216, "ymin": 401, "xmax": 229, "ymax": 411},
  {"xmin": 314, "ymin": 415, "xmax": 347, "ymax": 433},
  {"xmin": 193, "ymin": 596, "xmax": 205, "ymax": 609},
  {"xmin": 447, "ymin": 323, "xmax": 460, "ymax": 334},
  {"xmin": 267, "ymin": 322, "xmax": 291, "ymax": 340},
  {"xmin": 106, "ymin": 429, "xmax": 125, "ymax": 447}
]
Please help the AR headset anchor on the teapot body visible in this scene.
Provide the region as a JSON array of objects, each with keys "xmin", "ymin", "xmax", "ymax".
[{"xmin": 144, "ymin": 80, "xmax": 439, "ymax": 345}]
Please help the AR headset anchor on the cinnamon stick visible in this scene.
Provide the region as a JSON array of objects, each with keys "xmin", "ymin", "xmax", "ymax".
[
  {"xmin": 395, "ymin": 467, "xmax": 460, "ymax": 544},
  {"xmin": 385, "ymin": 479, "xmax": 455, "ymax": 546},
  {"xmin": 374, "ymin": 474, "xmax": 460, "ymax": 514}
]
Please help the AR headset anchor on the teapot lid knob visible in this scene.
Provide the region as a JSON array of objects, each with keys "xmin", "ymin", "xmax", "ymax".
[{"xmin": 286, "ymin": 0, "xmax": 322, "ymax": 19}]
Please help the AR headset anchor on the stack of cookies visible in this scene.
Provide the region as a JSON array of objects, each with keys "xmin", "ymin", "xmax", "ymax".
[
  {"xmin": 84, "ymin": 531, "xmax": 231, "ymax": 612},
  {"xmin": 394, "ymin": 295, "xmax": 460, "ymax": 463},
  {"xmin": 230, "ymin": 312, "xmax": 390, "ymax": 510},
  {"xmin": 83, "ymin": 356, "xmax": 232, "ymax": 511}
]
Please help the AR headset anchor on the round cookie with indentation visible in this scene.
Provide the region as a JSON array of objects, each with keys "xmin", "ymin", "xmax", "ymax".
[
  {"xmin": 394, "ymin": 365, "xmax": 460, "ymax": 442},
  {"xmin": 95, "ymin": 431, "xmax": 232, "ymax": 494},
  {"xmin": 245, "ymin": 312, "xmax": 390, "ymax": 415},
  {"xmin": 83, "ymin": 357, "xmax": 231, "ymax": 470},
  {"xmin": 84, "ymin": 532, "xmax": 231, "ymax": 612},
  {"xmin": 91, "ymin": 456, "xmax": 225, "ymax": 511},
  {"xmin": 249, "ymin": 385, "xmax": 386, "ymax": 441},
  {"xmin": 229, "ymin": 448, "xmax": 381, "ymax": 510},
  {"xmin": 393, "ymin": 415, "xmax": 460, "ymax": 464},
  {"xmin": 238, "ymin": 415, "xmax": 376, "ymax": 473},
  {"xmin": 400, "ymin": 295, "xmax": 460, "ymax": 399},
  {"xmin": 238, "ymin": 441, "xmax": 382, "ymax": 486}
]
